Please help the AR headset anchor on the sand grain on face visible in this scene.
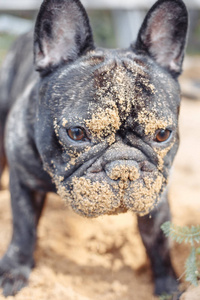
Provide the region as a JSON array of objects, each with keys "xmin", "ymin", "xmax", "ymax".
[
  {"xmin": 55, "ymin": 166, "xmax": 165, "ymax": 217},
  {"xmin": 85, "ymin": 62, "xmax": 147, "ymax": 144},
  {"xmin": 137, "ymin": 108, "xmax": 172, "ymax": 136},
  {"xmin": 85, "ymin": 104, "xmax": 121, "ymax": 145},
  {"xmin": 62, "ymin": 118, "xmax": 68, "ymax": 127},
  {"xmin": 155, "ymin": 144, "xmax": 174, "ymax": 171},
  {"xmin": 107, "ymin": 165, "xmax": 140, "ymax": 182},
  {"xmin": 57, "ymin": 177, "xmax": 121, "ymax": 217},
  {"xmin": 124, "ymin": 173, "xmax": 164, "ymax": 215}
]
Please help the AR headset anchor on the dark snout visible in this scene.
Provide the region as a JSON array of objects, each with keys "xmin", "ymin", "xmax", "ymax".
[
  {"xmin": 87, "ymin": 142, "xmax": 156, "ymax": 182},
  {"xmin": 105, "ymin": 160, "xmax": 140, "ymax": 181}
]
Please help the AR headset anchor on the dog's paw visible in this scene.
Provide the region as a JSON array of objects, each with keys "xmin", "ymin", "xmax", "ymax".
[
  {"xmin": 0, "ymin": 258, "xmax": 31, "ymax": 297},
  {"xmin": 154, "ymin": 275, "xmax": 179, "ymax": 296}
]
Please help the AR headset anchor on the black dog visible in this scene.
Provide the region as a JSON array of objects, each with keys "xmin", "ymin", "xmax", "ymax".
[{"xmin": 0, "ymin": 0, "xmax": 188, "ymax": 297}]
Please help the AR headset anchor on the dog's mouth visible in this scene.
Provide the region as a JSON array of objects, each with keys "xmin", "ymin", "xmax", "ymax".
[{"xmin": 55, "ymin": 154, "xmax": 166, "ymax": 218}]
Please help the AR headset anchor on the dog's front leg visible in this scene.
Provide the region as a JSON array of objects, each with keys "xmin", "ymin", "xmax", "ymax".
[
  {"xmin": 0, "ymin": 169, "xmax": 45, "ymax": 297},
  {"xmin": 137, "ymin": 194, "xmax": 178, "ymax": 296}
]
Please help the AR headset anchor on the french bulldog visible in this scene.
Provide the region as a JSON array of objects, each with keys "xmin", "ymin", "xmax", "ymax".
[{"xmin": 0, "ymin": 0, "xmax": 188, "ymax": 297}]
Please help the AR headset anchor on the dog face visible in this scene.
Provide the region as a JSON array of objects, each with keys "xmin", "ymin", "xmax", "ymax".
[{"xmin": 33, "ymin": 0, "xmax": 188, "ymax": 217}]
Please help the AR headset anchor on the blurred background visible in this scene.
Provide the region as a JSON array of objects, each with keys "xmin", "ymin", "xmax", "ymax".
[
  {"xmin": 1, "ymin": 0, "xmax": 200, "ymax": 64},
  {"xmin": 1, "ymin": 0, "xmax": 200, "ymax": 102}
]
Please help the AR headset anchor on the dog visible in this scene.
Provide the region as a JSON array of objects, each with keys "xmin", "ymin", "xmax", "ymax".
[{"xmin": 0, "ymin": 0, "xmax": 188, "ymax": 297}]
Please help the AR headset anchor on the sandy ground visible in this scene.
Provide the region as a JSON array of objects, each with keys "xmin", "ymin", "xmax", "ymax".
[{"xmin": 0, "ymin": 57, "xmax": 200, "ymax": 300}]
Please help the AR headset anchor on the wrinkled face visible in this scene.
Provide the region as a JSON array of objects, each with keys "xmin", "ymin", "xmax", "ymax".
[{"xmin": 37, "ymin": 49, "xmax": 180, "ymax": 217}]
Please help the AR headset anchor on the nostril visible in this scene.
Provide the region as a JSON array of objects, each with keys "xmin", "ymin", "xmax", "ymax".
[
  {"xmin": 140, "ymin": 161, "xmax": 155, "ymax": 172},
  {"xmin": 86, "ymin": 158, "xmax": 103, "ymax": 173},
  {"xmin": 105, "ymin": 160, "xmax": 140, "ymax": 181}
]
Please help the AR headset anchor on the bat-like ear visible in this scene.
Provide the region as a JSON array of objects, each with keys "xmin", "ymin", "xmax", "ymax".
[
  {"xmin": 133, "ymin": 0, "xmax": 188, "ymax": 77},
  {"xmin": 34, "ymin": 0, "xmax": 94, "ymax": 75}
]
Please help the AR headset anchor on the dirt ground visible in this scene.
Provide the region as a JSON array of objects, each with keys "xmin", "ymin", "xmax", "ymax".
[{"xmin": 0, "ymin": 57, "xmax": 200, "ymax": 300}]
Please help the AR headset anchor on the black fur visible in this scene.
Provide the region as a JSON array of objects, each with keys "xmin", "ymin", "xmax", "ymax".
[
  {"xmin": 0, "ymin": 0, "xmax": 188, "ymax": 297},
  {"xmin": 34, "ymin": 0, "xmax": 94, "ymax": 75},
  {"xmin": 133, "ymin": 0, "xmax": 188, "ymax": 77}
]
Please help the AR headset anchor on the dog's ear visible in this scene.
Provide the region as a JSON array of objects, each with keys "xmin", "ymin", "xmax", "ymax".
[
  {"xmin": 133, "ymin": 0, "xmax": 188, "ymax": 77},
  {"xmin": 34, "ymin": 0, "xmax": 94, "ymax": 75}
]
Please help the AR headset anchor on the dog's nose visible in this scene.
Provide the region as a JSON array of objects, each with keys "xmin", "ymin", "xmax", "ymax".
[{"xmin": 105, "ymin": 160, "xmax": 140, "ymax": 181}]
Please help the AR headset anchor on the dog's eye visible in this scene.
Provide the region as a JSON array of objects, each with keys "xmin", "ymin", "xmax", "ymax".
[
  {"xmin": 155, "ymin": 129, "xmax": 171, "ymax": 143},
  {"xmin": 67, "ymin": 127, "xmax": 86, "ymax": 141}
]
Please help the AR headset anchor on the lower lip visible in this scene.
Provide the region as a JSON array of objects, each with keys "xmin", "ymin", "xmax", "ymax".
[{"xmin": 108, "ymin": 206, "xmax": 128, "ymax": 215}]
